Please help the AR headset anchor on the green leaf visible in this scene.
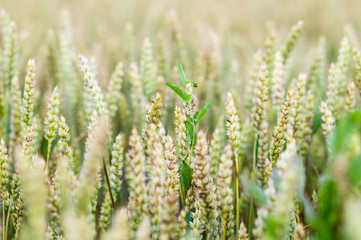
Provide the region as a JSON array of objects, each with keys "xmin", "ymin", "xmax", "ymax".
[
  {"xmin": 185, "ymin": 120, "xmax": 194, "ymax": 147},
  {"xmin": 313, "ymin": 176, "xmax": 341, "ymax": 240},
  {"xmin": 348, "ymin": 154, "xmax": 361, "ymax": 186},
  {"xmin": 177, "ymin": 60, "xmax": 188, "ymax": 87},
  {"xmin": 240, "ymin": 175, "xmax": 267, "ymax": 206},
  {"xmin": 193, "ymin": 102, "xmax": 211, "ymax": 124},
  {"xmin": 311, "ymin": 107, "xmax": 322, "ymax": 135},
  {"xmin": 298, "ymin": 193, "xmax": 316, "ymax": 224},
  {"xmin": 330, "ymin": 109, "xmax": 361, "ymax": 153},
  {"xmin": 165, "ymin": 82, "xmax": 191, "ymax": 101},
  {"xmin": 179, "ymin": 161, "xmax": 193, "ymax": 201},
  {"xmin": 176, "ymin": 60, "xmax": 198, "ymax": 87},
  {"xmin": 265, "ymin": 215, "xmax": 285, "ymax": 238}
]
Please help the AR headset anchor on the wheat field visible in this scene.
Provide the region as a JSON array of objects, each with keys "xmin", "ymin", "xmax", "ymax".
[{"xmin": 0, "ymin": 0, "xmax": 361, "ymax": 239}]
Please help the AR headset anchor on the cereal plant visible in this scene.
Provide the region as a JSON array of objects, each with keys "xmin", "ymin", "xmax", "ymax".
[{"xmin": 0, "ymin": 1, "xmax": 361, "ymax": 240}]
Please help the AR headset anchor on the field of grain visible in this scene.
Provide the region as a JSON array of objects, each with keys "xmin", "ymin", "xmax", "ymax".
[{"xmin": 0, "ymin": 0, "xmax": 361, "ymax": 239}]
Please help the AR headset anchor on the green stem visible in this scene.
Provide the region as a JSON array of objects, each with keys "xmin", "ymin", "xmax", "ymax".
[
  {"xmin": 46, "ymin": 140, "xmax": 52, "ymax": 168},
  {"xmin": 249, "ymin": 133, "xmax": 259, "ymax": 239},
  {"xmin": 248, "ymin": 201, "xmax": 254, "ymax": 238},
  {"xmin": 178, "ymin": 117, "xmax": 193, "ymax": 208},
  {"xmin": 103, "ymin": 157, "xmax": 116, "ymax": 210},
  {"xmin": 2, "ymin": 204, "xmax": 5, "ymax": 240},
  {"xmin": 106, "ymin": 129, "xmax": 113, "ymax": 160},
  {"xmin": 6, "ymin": 94, "xmax": 12, "ymax": 144},
  {"xmin": 187, "ymin": 120, "xmax": 196, "ymax": 171},
  {"xmin": 186, "ymin": 121, "xmax": 196, "ymax": 202},
  {"xmin": 180, "ymin": 179, "xmax": 186, "ymax": 207},
  {"xmin": 191, "ymin": 121, "xmax": 196, "ymax": 150},
  {"xmin": 5, "ymin": 202, "xmax": 12, "ymax": 239},
  {"xmin": 235, "ymin": 152, "xmax": 240, "ymax": 240},
  {"xmin": 179, "ymin": 121, "xmax": 197, "ymax": 209},
  {"xmin": 252, "ymin": 133, "xmax": 259, "ymax": 171}
]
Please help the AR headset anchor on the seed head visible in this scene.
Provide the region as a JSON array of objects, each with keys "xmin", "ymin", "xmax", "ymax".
[
  {"xmin": 226, "ymin": 92, "xmax": 241, "ymax": 154},
  {"xmin": 22, "ymin": 59, "xmax": 36, "ymax": 126},
  {"xmin": 251, "ymin": 63, "xmax": 269, "ymax": 131},
  {"xmin": 320, "ymin": 101, "xmax": 335, "ymax": 137},
  {"xmin": 44, "ymin": 87, "xmax": 60, "ymax": 143}
]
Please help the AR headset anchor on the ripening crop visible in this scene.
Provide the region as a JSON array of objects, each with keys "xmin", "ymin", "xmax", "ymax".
[{"xmin": 0, "ymin": 1, "xmax": 361, "ymax": 240}]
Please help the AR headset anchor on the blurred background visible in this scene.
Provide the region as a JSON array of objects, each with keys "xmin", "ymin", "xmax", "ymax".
[
  {"xmin": 1, "ymin": 0, "xmax": 360, "ymax": 75},
  {"xmin": 1, "ymin": 0, "xmax": 360, "ymax": 132}
]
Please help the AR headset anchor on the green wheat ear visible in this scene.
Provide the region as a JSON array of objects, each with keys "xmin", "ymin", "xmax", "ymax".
[
  {"xmin": 44, "ymin": 87, "xmax": 60, "ymax": 167},
  {"xmin": 21, "ymin": 59, "xmax": 36, "ymax": 127}
]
